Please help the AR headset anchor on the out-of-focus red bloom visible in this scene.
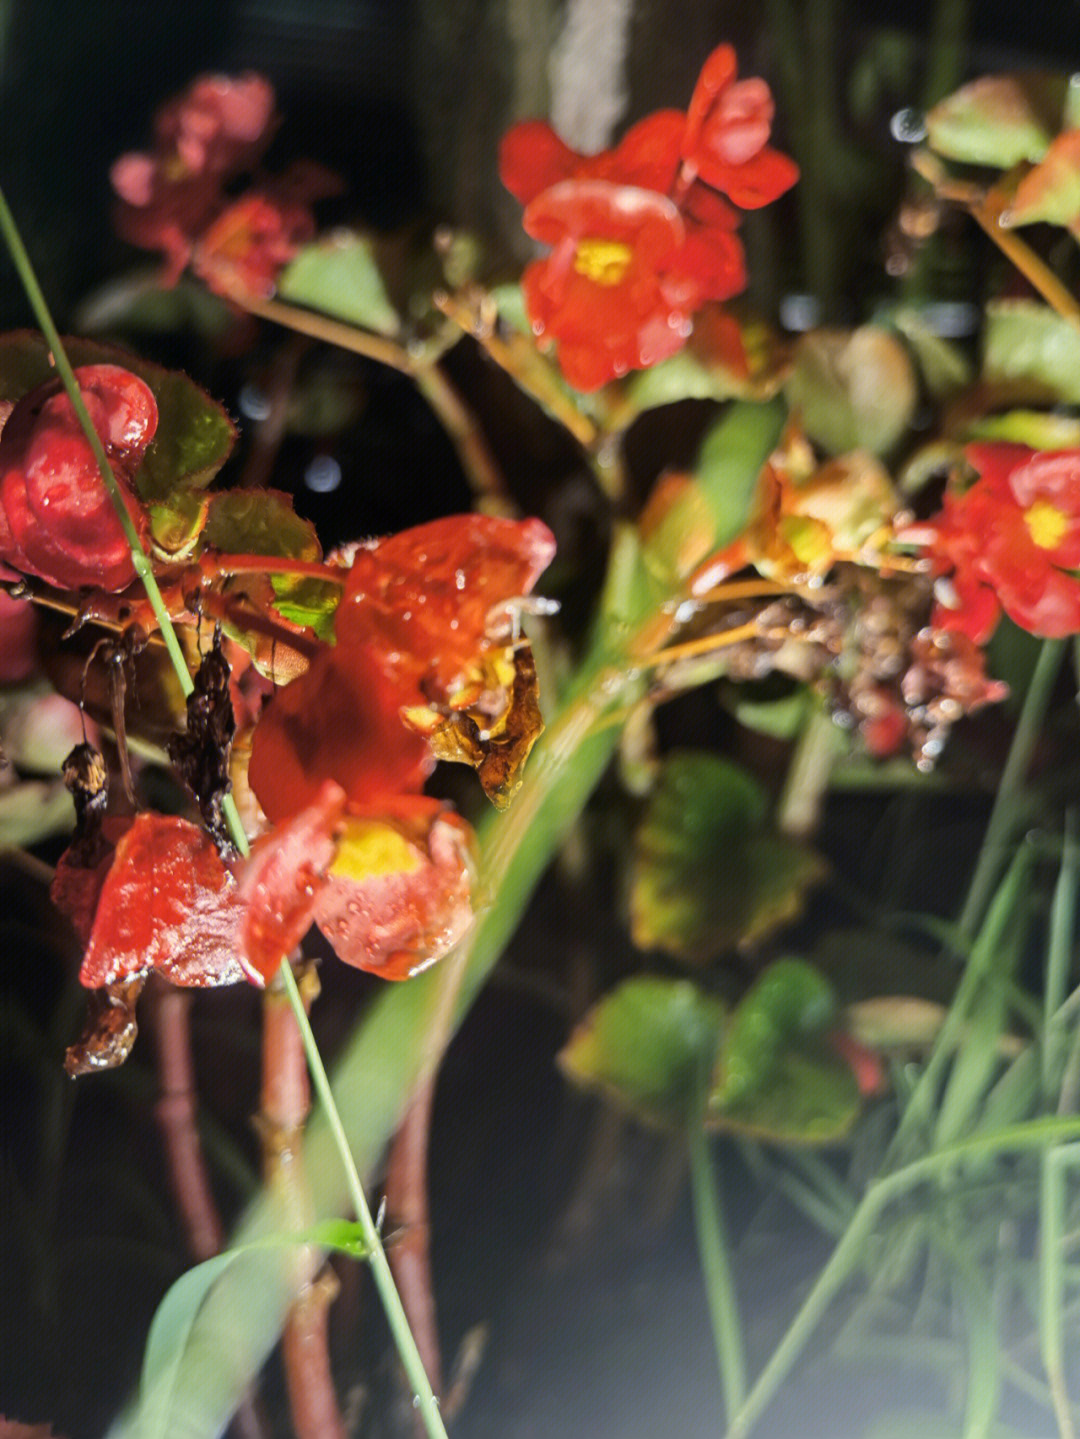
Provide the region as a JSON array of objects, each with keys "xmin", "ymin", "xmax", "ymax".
[
  {"xmin": 500, "ymin": 46, "xmax": 794, "ymax": 390},
  {"xmin": 520, "ymin": 180, "xmax": 698, "ymax": 391},
  {"xmin": 0, "ymin": 365, "xmax": 156, "ymax": 592},
  {"xmin": 907, "ymin": 443, "xmax": 1080, "ymax": 641},
  {"xmin": 680, "ymin": 45, "xmax": 800, "ymax": 207},
  {"xmin": 111, "ymin": 73, "xmax": 277, "ymax": 284},
  {"xmin": 192, "ymin": 192, "xmax": 317, "ymax": 299}
]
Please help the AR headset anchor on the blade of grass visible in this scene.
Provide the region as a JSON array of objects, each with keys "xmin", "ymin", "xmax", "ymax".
[
  {"xmin": 1039, "ymin": 1143, "xmax": 1080, "ymax": 1439},
  {"xmin": 957, "ymin": 639, "xmax": 1067, "ymax": 942},
  {"xmin": 689, "ymin": 1126, "xmax": 747, "ymax": 1422},
  {"xmin": 1044, "ymin": 817, "xmax": 1080, "ymax": 1096},
  {"xmin": 724, "ymin": 1115, "xmax": 1080, "ymax": 1439}
]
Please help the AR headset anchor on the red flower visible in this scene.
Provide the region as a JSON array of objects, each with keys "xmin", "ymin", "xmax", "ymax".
[
  {"xmin": 519, "ymin": 180, "xmax": 698, "ymax": 391},
  {"xmin": 335, "ymin": 513, "xmax": 557, "ymax": 700},
  {"xmin": 111, "ymin": 73, "xmax": 276, "ymax": 284},
  {"xmin": 76, "ymin": 781, "xmax": 347, "ymax": 991},
  {"xmin": 680, "ymin": 45, "xmax": 800, "ymax": 207},
  {"xmin": 312, "ymin": 810, "xmax": 475, "ymax": 980},
  {"xmin": 908, "ymin": 442, "xmax": 1080, "ymax": 640},
  {"xmin": 0, "ymin": 365, "xmax": 156, "ymax": 592},
  {"xmin": 500, "ymin": 111, "xmax": 685, "ymax": 204},
  {"xmin": 192, "ymin": 192, "xmax": 317, "ymax": 299}
]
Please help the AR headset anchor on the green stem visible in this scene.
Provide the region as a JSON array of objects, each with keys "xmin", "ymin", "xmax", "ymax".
[
  {"xmin": 957, "ymin": 638, "xmax": 1066, "ymax": 942},
  {"xmin": 688, "ymin": 1126, "xmax": 747, "ymax": 1422},
  {"xmin": 0, "ymin": 186, "xmax": 448, "ymax": 1439}
]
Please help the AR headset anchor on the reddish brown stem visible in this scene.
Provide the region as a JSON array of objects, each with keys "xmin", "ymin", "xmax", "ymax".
[
  {"xmin": 260, "ymin": 969, "xmax": 348, "ymax": 1439},
  {"xmin": 201, "ymin": 553, "xmax": 347, "ymax": 584},
  {"xmin": 384, "ymin": 1073, "xmax": 444, "ymax": 1409},
  {"xmin": 151, "ymin": 984, "xmax": 225, "ymax": 1261}
]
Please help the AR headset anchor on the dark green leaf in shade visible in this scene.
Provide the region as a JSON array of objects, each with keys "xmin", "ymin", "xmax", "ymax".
[
  {"xmin": 277, "ymin": 232, "xmax": 400, "ymax": 337},
  {"xmin": 925, "ymin": 73, "xmax": 1067, "ymax": 167},
  {"xmin": 558, "ymin": 975, "xmax": 724, "ymax": 1129},
  {"xmin": 707, "ymin": 1043, "xmax": 861, "ymax": 1144},
  {"xmin": 203, "ymin": 488, "xmax": 320, "ymax": 560},
  {"xmin": 629, "ymin": 751, "xmax": 826, "ymax": 963},
  {"xmin": 0, "ymin": 332, "xmax": 236, "ymax": 500},
  {"xmin": 982, "ymin": 300, "xmax": 1080, "ymax": 404}
]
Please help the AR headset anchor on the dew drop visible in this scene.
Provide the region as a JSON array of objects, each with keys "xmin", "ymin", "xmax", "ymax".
[
  {"xmin": 304, "ymin": 453, "xmax": 341, "ymax": 494},
  {"xmin": 238, "ymin": 382, "xmax": 272, "ymax": 422},
  {"xmin": 890, "ymin": 107, "xmax": 927, "ymax": 144}
]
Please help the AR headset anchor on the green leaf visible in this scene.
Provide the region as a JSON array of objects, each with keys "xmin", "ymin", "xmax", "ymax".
[
  {"xmin": 139, "ymin": 1220, "xmax": 369, "ymax": 1439},
  {"xmin": 269, "ymin": 576, "xmax": 342, "ymax": 641},
  {"xmin": 1006, "ymin": 130, "xmax": 1080, "ymax": 227},
  {"xmin": 693, "ymin": 396, "xmax": 788, "ymax": 550},
  {"xmin": 890, "ymin": 308, "xmax": 973, "ymax": 400},
  {"xmin": 707, "ymin": 961, "xmax": 859, "ymax": 1143},
  {"xmin": 966, "ymin": 409, "xmax": 1080, "ymax": 449},
  {"xmin": 203, "ymin": 489, "xmax": 320, "ymax": 560},
  {"xmin": 630, "ymin": 751, "xmax": 826, "ymax": 962},
  {"xmin": 784, "ymin": 327, "xmax": 917, "ymax": 456},
  {"xmin": 278, "ymin": 232, "xmax": 400, "ymax": 337},
  {"xmin": 0, "ymin": 332, "xmax": 237, "ymax": 500},
  {"xmin": 925, "ymin": 74, "xmax": 1067, "ymax": 167},
  {"xmin": 982, "ymin": 299, "xmax": 1080, "ymax": 405},
  {"xmin": 149, "ymin": 491, "xmax": 210, "ymax": 561},
  {"xmin": 707, "ymin": 1043, "xmax": 861, "ymax": 1144},
  {"xmin": 558, "ymin": 975, "xmax": 724, "ymax": 1129},
  {"xmin": 711, "ymin": 958, "xmax": 836, "ymax": 1108}
]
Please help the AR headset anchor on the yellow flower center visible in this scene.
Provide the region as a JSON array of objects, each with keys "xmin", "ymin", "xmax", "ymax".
[
  {"xmin": 574, "ymin": 238, "xmax": 633, "ymax": 285},
  {"xmin": 1024, "ymin": 498, "xmax": 1069, "ymax": 550}
]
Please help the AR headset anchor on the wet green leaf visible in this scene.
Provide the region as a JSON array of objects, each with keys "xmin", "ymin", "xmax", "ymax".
[
  {"xmin": 925, "ymin": 74, "xmax": 1066, "ymax": 167},
  {"xmin": 784, "ymin": 327, "xmax": 917, "ymax": 456},
  {"xmin": 630, "ymin": 751, "xmax": 826, "ymax": 962},
  {"xmin": 890, "ymin": 308, "xmax": 973, "ymax": 399},
  {"xmin": 0, "ymin": 332, "xmax": 236, "ymax": 500},
  {"xmin": 269, "ymin": 576, "xmax": 342, "ymax": 641},
  {"xmin": 982, "ymin": 300, "xmax": 1080, "ymax": 405},
  {"xmin": 278, "ymin": 232, "xmax": 400, "ymax": 337},
  {"xmin": 558, "ymin": 975, "xmax": 724, "ymax": 1129}
]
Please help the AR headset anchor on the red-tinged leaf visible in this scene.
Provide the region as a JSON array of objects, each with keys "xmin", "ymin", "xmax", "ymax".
[
  {"xmin": 79, "ymin": 813, "xmax": 247, "ymax": 989},
  {"xmin": 51, "ymin": 814, "xmax": 132, "ymax": 945},
  {"xmin": 236, "ymin": 779, "xmax": 347, "ymax": 984},
  {"xmin": 1006, "ymin": 130, "xmax": 1080, "ymax": 227},
  {"xmin": 313, "ymin": 810, "xmax": 474, "ymax": 980},
  {"xmin": 334, "ymin": 514, "xmax": 556, "ymax": 701},
  {"xmin": 247, "ymin": 641, "xmax": 433, "ymax": 824}
]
